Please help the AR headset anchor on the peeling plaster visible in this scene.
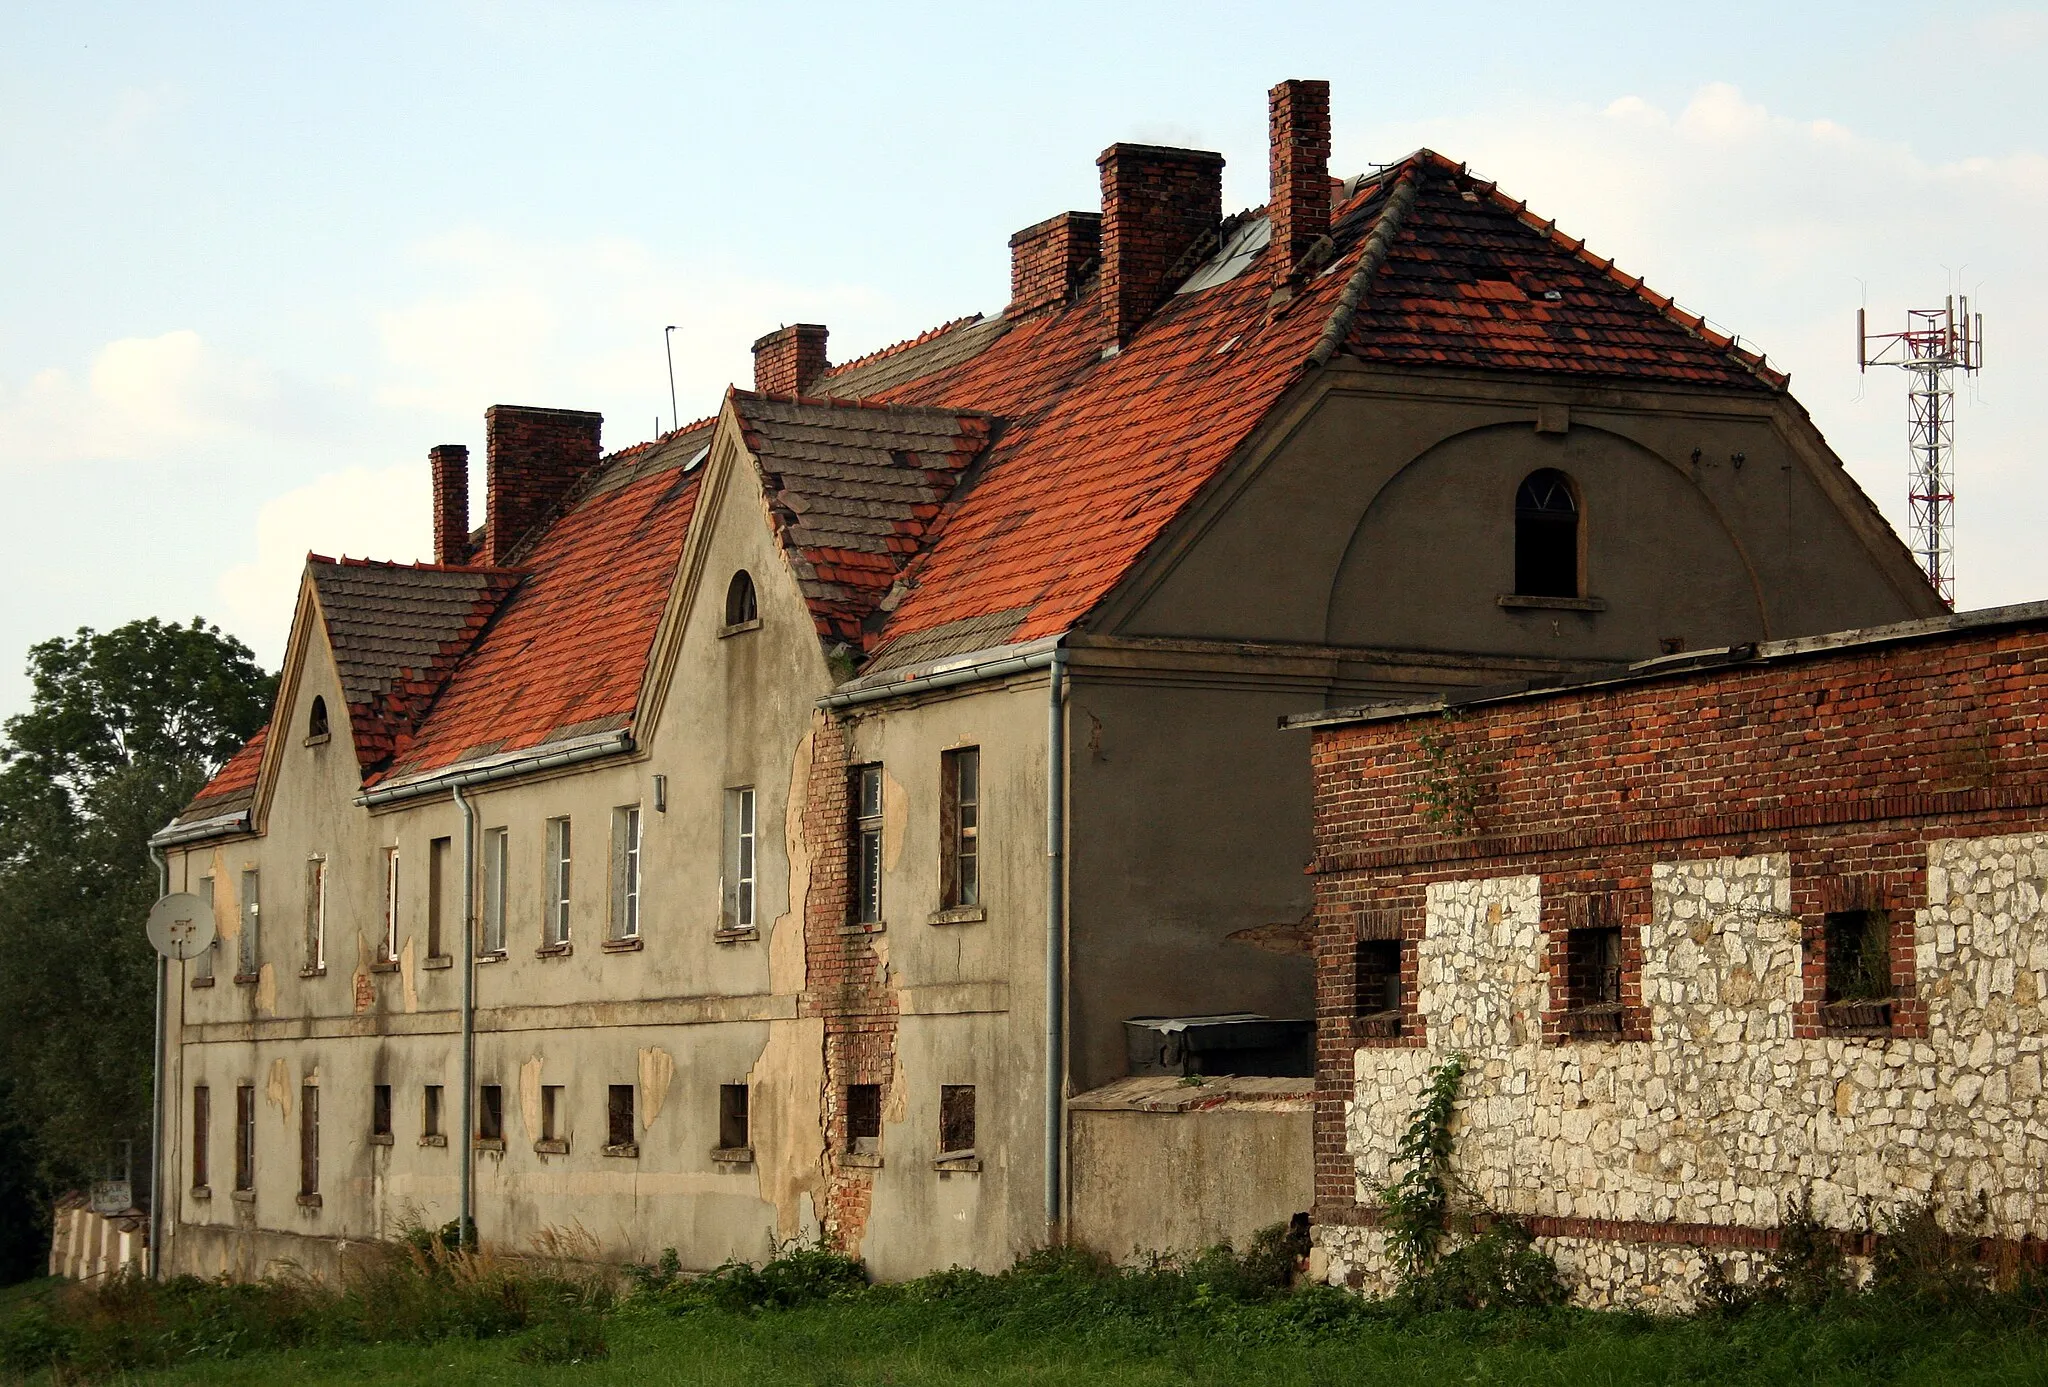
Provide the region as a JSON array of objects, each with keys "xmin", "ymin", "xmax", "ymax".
[
  {"xmin": 769, "ymin": 729, "xmax": 813, "ymax": 996},
  {"xmin": 256, "ymin": 964, "xmax": 277, "ymax": 1016},
  {"xmin": 265, "ymin": 1059, "xmax": 291, "ymax": 1123},
  {"xmin": 749, "ymin": 1016, "xmax": 828, "ymax": 1242},
  {"xmin": 519, "ymin": 1056, "xmax": 544, "ymax": 1144},
  {"xmin": 399, "ymin": 936, "xmax": 419, "ymax": 1013},
  {"xmin": 639, "ymin": 1047, "xmax": 675, "ymax": 1132},
  {"xmin": 882, "ymin": 766, "xmax": 908, "ymax": 872}
]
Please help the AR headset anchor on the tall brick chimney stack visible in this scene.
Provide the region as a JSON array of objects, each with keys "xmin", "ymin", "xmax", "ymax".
[
  {"xmin": 429, "ymin": 444, "xmax": 471, "ymax": 565},
  {"xmin": 1096, "ymin": 143, "xmax": 1224, "ymax": 347},
  {"xmin": 1269, "ymin": 79, "xmax": 1332, "ymax": 289},
  {"xmin": 1007, "ymin": 211, "xmax": 1102, "ymax": 317},
  {"xmin": 483, "ymin": 405, "xmax": 603, "ymax": 566},
  {"xmin": 752, "ymin": 324, "xmax": 830, "ymax": 395}
]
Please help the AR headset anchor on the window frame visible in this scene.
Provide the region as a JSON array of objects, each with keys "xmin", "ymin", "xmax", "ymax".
[
  {"xmin": 853, "ymin": 765, "xmax": 884, "ymax": 925},
  {"xmin": 298, "ymin": 1084, "xmax": 320, "ymax": 1201},
  {"xmin": 381, "ymin": 846, "xmax": 400, "ymax": 963},
  {"xmin": 723, "ymin": 570, "xmax": 759, "ymax": 628},
  {"xmin": 1513, "ymin": 468, "xmax": 1582, "ymax": 599},
  {"xmin": 191, "ymin": 1084, "xmax": 211, "ymax": 1191},
  {"xmin": 194, "ymin": 875, "xmax": 216, "ymax": 982},
  {"xmin": 723, "ymin": 787, "xmax": 757, "ymax": 932},
  {"xmin": 539, "ymin": 1084, "xmax": 567, "ymax": 1152},
  {"xmin": 941, "ymin": 748, "xmax": 980, "ymax": 910},
  {"xmin": 544, "ymin": 817, "xmax": 573, "ymax": 947},
  {"xmin": 606, "ymin": 1084, "xmax": 636, "ymax": 1153},
  {"xmin": 845, "ymin": 1083, "xmax": 882, "ymax": 1155},
  {"xmin": 371, "ymin": 1084, "xmax": 393, "ymax": 1143},
  {"xmin": 1821, "ymin": 908, "xmax": 1895, "ymax": 1032},
  {"xmin": 939, "ymin": 1084, "xmax": 976, "ymax": 1157},
  {"xmin": 307, "ymin": 695, "xmax": 329, "ymax": 741},
  {"xmin": 234, "ymin": 1084, "xmax": 255, "ymax": 1192},
  {"xmin": 236, "ymin": 869, "xmax": 261, "ymax": 980},
  {"xmin": 718, "ymin": 1084, "xmax": 750, "ymax": 1152},
  {"xmin": 304, "ymin": 856, "xmax": 326, "ymax": 973},
  {"xmin": 422, "ymin": 1084, "xmax": 444, "ymax": 1142},
  {"xmin": 427, "ymin": 836, "xmax": 452, "ymax": 959},
  {"xmin": 610, "ymin": 806, "xmax": 642, "ymax": 941},
  {"xmin": 478, "ymin": 1084, "xmax": 504, "ymax": 1143},
  {"xmin": 482, "ymin": 827, "xmax": 509, "ymax": 955}
]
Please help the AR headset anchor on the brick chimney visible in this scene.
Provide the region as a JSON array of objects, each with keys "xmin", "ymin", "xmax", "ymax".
[
  {"xmin": 1269, "ymin": 79, "xmax": 1331, "ymax": 288},
  {"xmin": 483, "ymin": 405, "xmax": 603, "ymax": 565},
  {"xmin": 752, "ymin": 323, "xmax": 829, "ymax": 395},
  {"xmin": 1097, "ymin": 143, "xmax": 1223, "ymax": 347},
  {"xmin": 429, "ymin": 444, "xmax": 471, "ymax": 565},
  {"xmin": 1007, "ymin": 211, "xmax": 1102, "ymax": 317}
]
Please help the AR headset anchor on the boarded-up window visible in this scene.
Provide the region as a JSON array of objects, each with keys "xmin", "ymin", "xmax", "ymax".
[
  {"xmin": 939, "ymin": 1085, "xmax": 976, "ymax": 1155},
  {"xmin": 191, "ymin": 1085, "xmax": 210, "ymax": 1190},
  {"xmin": 846, "ymin": 1083, "xmax": 881, "ymax": 1155},
  {"xmin": 942, "ymin": 748, "xmax": 980, "ymax": 909},
  {"xmin": 719, "ymin": 1084, "xmax": 749, "ymax": 1151},
  {"xmin": 234, "ymin": 1084, "xmax": 255, "ymax": 1192}
]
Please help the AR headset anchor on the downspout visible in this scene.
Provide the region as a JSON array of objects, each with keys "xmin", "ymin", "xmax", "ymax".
[
  {"xmin": 452, "ymin": 783, "xmax": 478, "ymax": 1250},
  {"xmin": 1043, "ymin": 645, "xmax": 1067, "ymax": 1239},
  {"xmin": 147, "ymin": 844, "xmax": 168, "ymax": 1279}
]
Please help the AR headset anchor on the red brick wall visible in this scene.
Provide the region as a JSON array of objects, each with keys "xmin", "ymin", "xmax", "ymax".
[
  {"xmin": 1268, "ymin": 79, "xmax": 1331, "ymax": 286},
  {"xmin": 1096, "ymin": 143, "xmax": 1222, "ymax": 346},
  {"xmin": 1008, "ymin": 212, "xmax": 1102, "ymax": 318},
  {"xmin": 483, "ymin": 406, "xmax": 602, "ymax": 565},
  {"xmin": 752, "ymin": 324, "xmax": 830, "ymax": 396},
  {"xmin": 429, "ymin": 444, "xmax": 470, "ymax": 565},
  {"xmin": 1308, "ymin": 620, "xmax": 2048, "ymax": 1227}
]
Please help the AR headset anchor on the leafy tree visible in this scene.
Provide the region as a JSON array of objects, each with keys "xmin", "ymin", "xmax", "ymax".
[{"xmin": 0, "ymin": 618, "xmax": 272, "ymax": 1283}]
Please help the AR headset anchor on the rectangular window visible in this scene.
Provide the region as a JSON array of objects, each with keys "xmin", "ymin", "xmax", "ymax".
[
  {"xmin": 718, "ymin": 1084, "xmax": 750, "ymax": 1151},
  {"xmin": 303, "ymin": 858, "xmax": 326, "ymax": 972},
  {"xmin": 545, "ymin": 818, "xmax": 572, "ymax": 945},
  {"xmin": 298, "ymin": 1085, "xmax": 320, "ymax": 1198},
  {"xmin": 541, "ymin": 1085, "xmax": 565, "ymax": 1144},
  {"xmin": 483, "ymin": 827, "xmax": 509, "ymax": 955},
  {"xmin": 234, "ymin": 1084, "xmax": 255, "ymax": 1192},
  {"xmin": 607, "ymin": 1084, "xmax": 635, "ymax": 1150},
  {"xmin": 723, "ymin": 787, "xmax": 756, "ymax": 931},
  {"xmin": 478, "ymin": 1084, "xmax": 504, "ymax": 1142},
  {"xmin": 1354, "ymin": 938, "xmax": 1405, "ymax": 1037},
  {"xmin": 382, "ymin": 846, "xmax": 400, "ymax": 962},
  {"xmin": 192, "ymin": 1085, "xmax": 210, "ymax": 1190},
  {"xmin": 610, "ymin": 806, "xmax": 642, "ymax": 940},
  {"xmin": 941, "ymin": 748, "xmax": 980, "ymax": 909},
  {"xmin": 846, "ymin": 1083, "xmax": 881, "ymax": 1155},
  {"xmin": 1564, "ymin": 926, "xmax": 1625, "ymax": 1035},
  {"xmin": 853, "ymin": 766, "xmax": 884, "ymax": 925},
  {"xmin": 428, "ymin": 836, "xmax": 451, "ymax": 958},
  {"xmin": 1823, "ymin": 909, "xmax": 1893, "ymax": 1030},
  {"xmin": 423, "ymin": 1085, "xmax": 444, "ymax": 1139},
  {"xmin": 237, "ymin": 870, "xmax": 261, "ymax": 978},
  {"xmin": 939, "ymin": 1084, "xmax": 976, "ymax": 1155},
  {"xmin": 195, "ymin": 876, "xmax": 216, "ymax": 981},
  {"xmin": 372, "ymin": 1084, "xmax": 392, "ymax": 1141}
]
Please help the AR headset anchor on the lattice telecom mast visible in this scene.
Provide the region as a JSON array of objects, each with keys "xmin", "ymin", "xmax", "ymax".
[{"xmin": 1859, "ymin": 297, "xmax": 1983, "ymax": 608}]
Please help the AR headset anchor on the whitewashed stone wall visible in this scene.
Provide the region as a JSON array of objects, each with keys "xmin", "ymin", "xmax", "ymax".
[{"xmin": 1319, "ymin": 836, "xmax": 2048, "ymax": 1309}]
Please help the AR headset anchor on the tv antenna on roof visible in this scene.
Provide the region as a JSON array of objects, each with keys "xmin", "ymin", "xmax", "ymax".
[
  {"xmin": 1859, "ymin": 296, "xmax": 1984, "ymax": 609},
  {"xmin": 664, "ymin": 325, "xmax": 680, "ymax": 436}
]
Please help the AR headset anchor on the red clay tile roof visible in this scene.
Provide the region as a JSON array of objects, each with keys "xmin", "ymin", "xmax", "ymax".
[
  {"xmin": 308, "ymin": 558, "xmax": 523, "ymax": 771},
  {"xmin": 177, "ymin": 723, "xmax": 268, "ymax": 824},
  {"xmin": 729, "ymin": 391, "xmax": 991, "ymax": 645}
]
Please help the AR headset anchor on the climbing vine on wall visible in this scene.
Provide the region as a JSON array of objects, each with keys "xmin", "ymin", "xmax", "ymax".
[
  {"xmin": 1414, "ymin": 713, "xmax": 1484, "ymax": 836},
  {"xmin": 1380, "ymin": 1053, "xmax": 1466, "ymax": 1277}
]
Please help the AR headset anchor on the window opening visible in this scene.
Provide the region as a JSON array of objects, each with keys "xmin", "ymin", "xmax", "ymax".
[
  {"xmin": 191, "ymin": 1085, "xmax": 210, "ymax": 1190},
  {"xmin": 846, "ymin": 1083, "xmax": 882, "ymax": 1155},
  {"xmin": 854, "ymin": 766, "xmax": 884, "ymax": 924},
  {"xmin": 237, "ymin": 870, "xmax": 261, "ymax": 978},
  {"xmin": 607, "ymin": 1084, "xmax": 635, "ymax": 1149},
  {"xmin": 942, "ymin": 748, "xmax": 980, "ymax": 909},
  {"xmin": 478, "ymin": 1084, "xmax": 504, "ymax": 1142},
  {"xmin": 545, "ymin": 818, "xmax": 573, "ymax": 945},
  {"xmin": 541, "ymin": 1085, "xmax": 565, "ymax": 1144},
  {"xmin": 308, "ymin": 695, "xmax": 329, "ymax": 740},
  {"xmin": 422, "ymin": 1085, "xmax": 443, "ymax": 1139},
  {"xmin": 299, "ymin": 1085, "xmax": 319, "ymax": 1198},
  {"xmin": 611, "ymin": 806, "xmax": 641, "ymax": 940},
  {"xmin": 1514, "ymin": 468, "xmax": 1580, "ymax": 598},
  {"xmin": 428, "ymin": 837, "xmax": 451, "ymax": 958},
  {"xmin": 483, "ymin": 827, "xmax": 509, "ymax": 954},
  {"xmin": 724, "ymin": 788, "xmax": 756, "ymax": 930},
  {"xmin": 1564, "ymin": 925, "xmax": 1624, "ymax": 1035},
  {"xmin": 381, "ymin": 847, "xmax": 400, "ymax": 962},
  {"xmin": 1354, "ymin": 938, "xmax": 1405, "ymax": 1037},
  {"xmin": 725, "ymin": 570, "xmax": 758, "ymax": 626},
  {"xmin": 372, "ymin": 1084, "xmax": 392, "ymax": 1140},
  {"xmin": 304, "ymin": 858, "xmax": 326, "ymax": 971},
  {"xmin": 195, "ymin": 876, "xmax": 216, "ymax": 981},
  {"xmin": 234, "ymin": 1084, "xmax": 255, "ymax": 1192},
  {"xmin": 718, "ymin": 1084, "xmax": 750, "ymax": 1150},
  {"xmin": 939, "ymin": 1085, "xmax": 976, "ymax": 1155},
  {"xmin": 1823, "ymin": 909, "xmax": 1893, "ymax": 1030}
]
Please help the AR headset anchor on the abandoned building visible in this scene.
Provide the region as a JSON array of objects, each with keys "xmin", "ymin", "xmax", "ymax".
[
  {"xmin": 1295, "ymin": 604, "xmax": 2048, "ymax": 1308},
  {"xmin": 148, "ymin": 77, "xmax": 1945, "ymax": 1282}
]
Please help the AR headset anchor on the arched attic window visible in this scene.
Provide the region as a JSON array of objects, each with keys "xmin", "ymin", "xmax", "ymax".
[
  {"xmin": 1514, "ymin": 469, "xmax": 1581, "ymax": 599},
  {"xmin": 724, "ymin": 570, "xmax": 759, "ymax": 628},
  {"xmin": 307, "ymin": 695, "xmax": 330, "ymax": 741}
]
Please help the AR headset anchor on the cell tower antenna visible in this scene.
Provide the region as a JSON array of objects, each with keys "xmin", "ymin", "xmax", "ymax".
[{"xmin": 1859, "ymin": 295, "xmax": 1983, "ymax": 609}]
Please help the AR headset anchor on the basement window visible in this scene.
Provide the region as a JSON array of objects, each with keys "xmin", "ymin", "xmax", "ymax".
[
  {"xmin": 1822, "ymin": 910, "xmax": 1893, "ymax": 1032},
  {"xmin": 1515, "ymin": 469, "xmax": 1580, "ymax": 599},
  {"xmin": 846, "ymin": 1084, "xmax": 882, "ymax": 1156},
  {"xmin": 939, "ymin": 1085, "xmax": 976, "ymax": 1156},
  {"xmin": 1564, "ymin": 925, "xmax": 1625, "ymax": 1036}
]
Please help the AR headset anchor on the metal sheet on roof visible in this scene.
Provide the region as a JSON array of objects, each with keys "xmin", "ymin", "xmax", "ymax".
[{"xmin": 1176, "ymin": 217, "xmax": 1270, "ymax": 295}]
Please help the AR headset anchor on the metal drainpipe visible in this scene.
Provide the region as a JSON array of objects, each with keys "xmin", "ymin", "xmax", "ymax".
[
  {"xmin": 1043, "ymin": 646, "xmax": 1067, "ymax": 1240},
  {"xmin": 147, "ymin": 844, "xmax": 168, "ymax": 1279},
  {"xmin": 452, "ymin": 783, "xmax": 478, "ymax": 1249}
]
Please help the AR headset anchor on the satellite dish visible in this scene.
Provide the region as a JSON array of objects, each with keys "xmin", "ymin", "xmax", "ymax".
[{"xmin": 146, "ymin": 892, "xmax": 216, "ymax": 961}]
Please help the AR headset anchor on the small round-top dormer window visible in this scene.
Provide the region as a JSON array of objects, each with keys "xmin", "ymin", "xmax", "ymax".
[
  {"xmin": 308, "ymin": 695, "xmax": 330, "ymax": 741},
  {"xmin": 725, "ymin": 570, "xmax": 759, "ymax": 627}
]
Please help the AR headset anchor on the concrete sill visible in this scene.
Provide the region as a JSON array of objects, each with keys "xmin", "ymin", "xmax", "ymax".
[
  {"xmin": 299, "ymin": 966, "xmax": 327, "ymax": 979},
  {"xmin": 190, "ymin": 1186, "xmax": 212, "ymax": 1201},
  {"xmin": 713, "ymin": 927, "xmax": 759, "ymax": 945},
  {"xmin": 839, "ymin": 920, "xmax": 886, "ymax": 937},
  {"xmin": 933, "ymin": 1154, "xmax": 981, "ymax": 1174},
  {"xmin": 535, "ymin": 942, "xmax": 573, "ymax": 959},
  {"xmin": 368, "ymin": 1133, "xmax": 394, "ymax": 1146},
  {"xmin": 303, "ymin": 733, "xmax": 331, "ymax": 747},
  {"xmin": 296, "ymin": 1193, "xmax": 323, "ymax": 1210},
  {"xmin": 928, "ymin": 906, "xmax": 986, "ymax": 927},
  {"xmin": 534, "ymin": 1139, "xmax": 570, "ymax": 1156},
  {"xmin": 232, "ymin": 973, "xmax": 260, "ymax": 986},
  {"xmin": 841, "ymin": 1151, "xmax": 883, "ymax": 1169},
  {"xmin": 474, "ymin": 1138, "xmax": 506, "ymax": 1153},
  {"xmin": 369, "ymin": 960, "xmax": 399, "ymax": 974},
  {"xmin": 718, "ymin": 618, "xmax": 763, "ymax": 638},
  {"xmin": 710, "ymin": 1146, "xmax": 754, "ymax": 1165},
  {"xmin": 418, "ymin": 1134, "xmax": 448, "ymax": 1148},
  {"xmin": 1497, "ymin": 593, "xmax": 1607, "ymax": 613},
  {"xmin": 603, "ymin": 1143, "xmax": 640, "ymax": 1160},
  {"xmin": 601, "ymin": 936, "xmax": 644, "ymax": 953},
  {"xmin": 422, "ymin": 954, "xmax": 453, "ymax": 970},
  {"xmin": 190, "ymin": 975, "xmax": 216, "ymax": 989},
  {"xmin": 230, "ymin": 1190, "xmax": 255, "ymax": 1204},
  {"xmin": 476, "ymin": 950, "xmax": 508, "ymax": 965}
]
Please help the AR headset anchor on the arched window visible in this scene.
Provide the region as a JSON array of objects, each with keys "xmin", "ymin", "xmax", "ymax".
[
  {"xmin": 308, "ymin": 695, "xmax": 329, "ymax": 740},
  {"xmin": 1514, "ymin": 469, "xmax": 1580, "ymax": 598},
  {"xmin": 724, "ymin": 570, "xmax": 759, "ymax": 627}
]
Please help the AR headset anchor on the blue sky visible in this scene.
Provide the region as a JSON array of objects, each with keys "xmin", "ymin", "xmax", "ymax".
[{"xmin": 3, "ymin": 2, "xmax": 2044, "ymax": 722}]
